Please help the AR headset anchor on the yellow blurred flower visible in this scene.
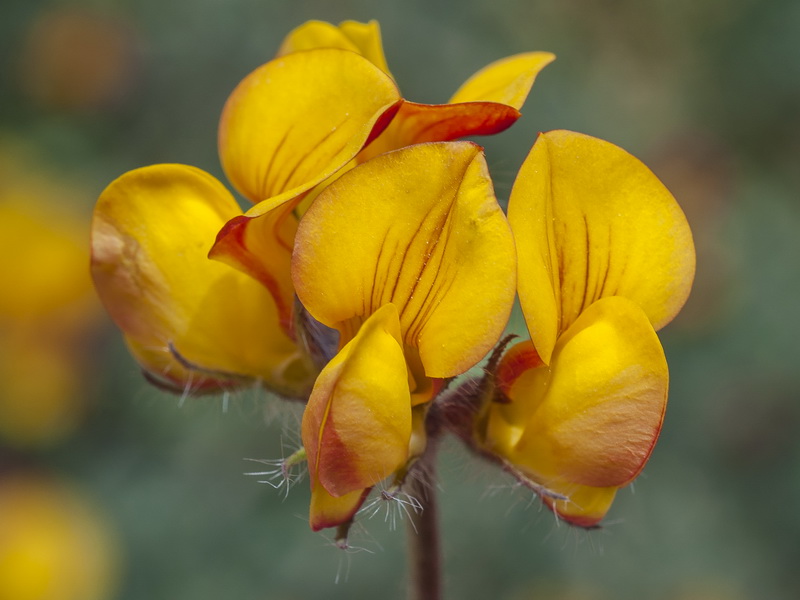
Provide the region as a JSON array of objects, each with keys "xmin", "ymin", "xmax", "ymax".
[
  {"xmin": 0, "ymin": 474, "xmax": 119, "ymax": 600},
  {"xmin": 0, "ymin": 150, "xmax": 101, "ymax": 446}
]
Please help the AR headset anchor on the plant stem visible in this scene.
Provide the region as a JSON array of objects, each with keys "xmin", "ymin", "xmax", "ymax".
[{"xmin": 406, "ymin": 440, "xmax": 442, "ymax": 600}]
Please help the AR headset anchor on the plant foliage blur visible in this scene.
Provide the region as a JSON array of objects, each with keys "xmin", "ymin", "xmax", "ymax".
[{"xmin": 1, "ymin": 0, "xmax": 799, "ymax": 599}]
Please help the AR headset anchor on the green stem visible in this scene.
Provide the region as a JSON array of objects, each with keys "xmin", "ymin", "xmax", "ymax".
[{"xmin": 406, "ymin": 440, "xmax": 442, "ymax": 600}]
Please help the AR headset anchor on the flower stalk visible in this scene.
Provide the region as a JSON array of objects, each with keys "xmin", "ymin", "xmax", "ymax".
[{"xmin": 406, "ymin": 423, "xmax": 442, "ymax": 600}]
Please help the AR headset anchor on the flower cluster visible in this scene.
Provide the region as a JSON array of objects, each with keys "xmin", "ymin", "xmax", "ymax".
[{"xmin": 91, "ymin": 20, "xmax": 694, "ymax": 534}]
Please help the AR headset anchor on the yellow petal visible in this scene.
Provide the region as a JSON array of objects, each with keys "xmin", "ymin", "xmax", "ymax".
[
  {"xmin": 302, "ymin": 304, "xmax": 411, "ymax": 497},
  {"xmin": 208, "ymin": 197, "xmax": 298, "ymax": 335},
  {"xmin": 495, "ymin": 338, "xmax": 544, "ymax": 399},
  {"xmin": 277, "ymin": 20, "xmax": 391, "ymax": 77},
  {"xmin": 357, "ymin": 100, "xmax": 523, "ymax": 163},
  {"xmin": 407, "ymin": 404, "xmax": 429, "ymax": 460},
  {"xmin": 508, "ymin": 130, "xmax": 696, "ymax": 363},
  {"xmin": 218, "ymin": 48, "xmax": 401, "ymax": 204},
  {"xmin": 277, "ymin": 20, "xmax": 361, "ymax": 55},
  {"xmin": 483, "ymin": 340, "xmax": 545, "ymax": 458},
  {"xmin": 358, "ymin": 52, "xmax": 554, "ymax": 162},
  {"xmin": 308, "ymin": 481, "xmax": 369, "ymax": 532},
  {"xmin": 449, "ymin": 52, "xmax": 556, "ymax": 109},
  {"xmin": 338, "ymin": 20, "xmax": 391, "ymax": 75},
  {"xmin": 490, "ymin": 455, "xmax": 618, "ymax": 527},
  {"xmin": 542, "ymin": 481, "xmax": 618, "ymax": 528},
  {"xmin": 490, "ymin": 296, "xmax": 668, "ymax": 490},
  {"xmin": 91, "ymin": 164, "xmax": 309, "ymax": 395},
  {"xmin": 293, "ymin": 142, "xmax": 516, "ymax": 378}
]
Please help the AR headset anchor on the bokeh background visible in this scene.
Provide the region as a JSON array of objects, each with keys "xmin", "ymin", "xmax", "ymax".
[{"xmin": 2, "ymin": 0, "xmax": 799, "ymax": 599}]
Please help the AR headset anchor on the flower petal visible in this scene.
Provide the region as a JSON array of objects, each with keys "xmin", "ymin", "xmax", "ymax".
[
  {"xmin": 208, "ymin": 198, "xmax": 298, "ymax": 335},
  {"xmin": 292, "ymin": 142, "xmax": 516, "ymax": 378},
  {"xmin": 508, "ymin": 130, "xmax": 695, "ymax": 363},
  {"xmin": 542, "ymin": 481, "xmax": 618, "ymax": 528},
  {"xmin": 91, "ymin": 164, "xmax": 309, "ymax": 395},
  {"xmin": 277, "ymin": 20, "xmax": 391, "ymax": 77},
  {"xmin": 448, "ymin": 52, "xmax": 556, "ymax": 109},
  {"xmin": 489, "ymin": 296, "xmax": 668, "ymax": 491},
  {"xmin": 309, "ymin": 481, "xmax": 369, "ymax": 532},
  {"xmin": 302, "ymin": 304, "xmax": 411, "ymax": 498},
  {"xmin": 358, "ymin": 53, "xmax": 554, "ymax": 162},
  {"xmin": 338, "ymin": 20, "xmax": 391, "ymax": 74},
  {"xmin": 356, "ymin": 100, "xmax": 522, "ymax": 163},
  {"xmin": 218, "ymin": 48, "xmax": 401, "ymax": 204}
]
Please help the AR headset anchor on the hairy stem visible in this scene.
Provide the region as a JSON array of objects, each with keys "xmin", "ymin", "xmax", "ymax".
[{"xmin": 406, "ymin": 438, "xmax": 442, "ymax": 600}]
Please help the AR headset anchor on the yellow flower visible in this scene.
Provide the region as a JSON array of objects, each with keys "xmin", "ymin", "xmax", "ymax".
[
  {"xmin": 209, "ymin": 20, "xmax": 553, "ymax": 338},
  {"xmin": 479, "ymin": 130, "xmax": 695, "ymax": 526},
  {"xmin": 0, "ymin": 474, "xmax": 119, "ymax": 600},
  {"xmin": 91, "ymin": 48, "xmax": 402, "ymax": 396},
  {"xmin": 0, "ymin": 152, "xmax": 100, "ymax": 446},
  {"xmin": 277, "ymin": 20, "xmax": 393, "ymax": 76},
  {"xmin": 292, "ymin": 142, "xmax": 517, "ymax": 529},
  {"xmin": 91, "ymin": 21, "xmax": 540, "ymax": 532},
  {"xmin": 277, "ymin": 19, "xmax": 556, "ymax": 162},
  {"xmin": 90, "ymin": 19, "xmax": 694, "ymax": 539}
]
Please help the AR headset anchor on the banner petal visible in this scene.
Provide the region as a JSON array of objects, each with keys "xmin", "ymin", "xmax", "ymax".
[
  {"xmin": 219, "ymin": 49, "xmax": 401, "ymax": 204},
  {"xmin": 277, "ymin": 19, "xmax": 391, "ymax": 76},
  {"xmin": 293, "ymin": 142, "xmax": 516, "ymax": 378},
  {"xmin": 509, "ymin": 130, "xmax": 695, "ymax": 363}
]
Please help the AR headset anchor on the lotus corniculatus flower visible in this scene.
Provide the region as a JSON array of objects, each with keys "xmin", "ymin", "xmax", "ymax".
[
  {"xmin": 292, "ymin": 142, "xmax": 515, "ymax": 529},
  {"xmin": 277, "ymin": 19, "xmax": 555, "ymax": 162},
  {"xmin": 209, "ymin": 19, "xmax": 553, "ymax": 349},
  {"xmin": 473, "ymin": 130, "xmax": 695, "ymax": 526},
  {"xmin": 92, "ymin": 46, "xmax": 403, "ymax": 396},
  {"xmin": 90, "ymin": 18, "xmax": 694, "ymax": 540}
]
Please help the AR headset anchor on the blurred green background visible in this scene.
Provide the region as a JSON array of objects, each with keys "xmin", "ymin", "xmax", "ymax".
[{"xmin": 1, "ymin": 0, "xmax": 799, "ymax": 598}]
